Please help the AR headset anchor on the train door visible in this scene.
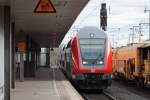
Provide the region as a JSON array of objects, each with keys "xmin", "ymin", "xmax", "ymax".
[
  {"xmin": 61, "ymin": 50, "xmax": 65, "ymax": 69},
  {"xmin": 61, "ymin": 47, "xmax": 65, "ymax": 69},
  {"xmin": 124, "ymin": 60, "xmax": 129, "ymax": 79},
  {"xmin": 143, "ymin": 48, "xmax": 148, "ymax": 72},
  {"xmin": 127, "ymin": 58, "xmax": 135, "ymax": 80},
  {"xmin": 65, "ymin": 40, "xmax": 72, "ymax": 77},
  {"xmin": 139, "ymin": 48, "xmax": 148, "ymax": 72},
  {"xmin": 140, "ymin": 47, "xmax": 150, "ymax": 85}
]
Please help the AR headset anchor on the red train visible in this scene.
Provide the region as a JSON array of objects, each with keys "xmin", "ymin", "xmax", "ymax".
[{"xmin": 60, "ymin": 26, "xmax": 112, "ymax": 89}]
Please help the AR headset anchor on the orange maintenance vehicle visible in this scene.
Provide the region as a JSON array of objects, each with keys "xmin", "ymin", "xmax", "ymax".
[{"xmin": 113, "ymin": 42, "xmax": 150, "ymax": 87}]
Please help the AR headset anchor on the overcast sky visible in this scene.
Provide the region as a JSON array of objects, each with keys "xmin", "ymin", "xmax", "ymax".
[{"xmin": 61, "ymin": 0, "xmax": 150, "ymax": 48}]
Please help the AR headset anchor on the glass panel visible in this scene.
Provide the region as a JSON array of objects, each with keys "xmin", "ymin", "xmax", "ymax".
[
  {"xmin": 80, "ymin": 38, "xmax": 105, "ymax": 45},
  {"xmin": 79, "ymin": 38, "xmax": 105, "ymax": 65}
]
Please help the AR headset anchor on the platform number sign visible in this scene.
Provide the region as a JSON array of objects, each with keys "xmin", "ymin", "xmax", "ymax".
[{"xmin": 34, "ymin": 0, "xmax": 56, "ymax": 13}]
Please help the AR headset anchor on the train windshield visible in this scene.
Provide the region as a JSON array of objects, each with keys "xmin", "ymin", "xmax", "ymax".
[{"xmin": 79, "ymin": 38, "xmax": 105, "ymax": 65}]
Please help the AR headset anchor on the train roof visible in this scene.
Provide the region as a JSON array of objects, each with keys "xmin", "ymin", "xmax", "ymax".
[
  {"xmin": 113, "ymin": 43, "xmax": 144, "ymax": 51},
  {"xmin": 77, "ymin": 26, "xmax": 107, "ymax": 39},
  {"xmin": 113, "ymin": 42, "xmax": 150, "ymax": 52}
]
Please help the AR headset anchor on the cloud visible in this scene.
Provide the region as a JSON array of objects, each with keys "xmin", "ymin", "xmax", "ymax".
[{"xmin": 60, "ymin": 0, "xmax": 150, "ymax": 47}]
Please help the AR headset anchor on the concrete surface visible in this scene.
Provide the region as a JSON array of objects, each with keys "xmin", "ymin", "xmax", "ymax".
[{"xmin": 10, "ymin": 66, "xmax": 83, "ymax": 100}]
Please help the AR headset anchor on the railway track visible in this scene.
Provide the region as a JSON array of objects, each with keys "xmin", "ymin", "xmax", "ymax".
[{"xmin": 81, "ymin": 90, "xmax": 117, "ymax": 100}]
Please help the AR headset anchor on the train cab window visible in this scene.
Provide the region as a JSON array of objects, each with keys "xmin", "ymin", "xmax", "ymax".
[
  {"xmin": 66, "ymin": 40, "xmax": 71, "ymax": 49},
  {"xmin": 79, "ymin": 38, "xmax": 106, "ymax": 65}
]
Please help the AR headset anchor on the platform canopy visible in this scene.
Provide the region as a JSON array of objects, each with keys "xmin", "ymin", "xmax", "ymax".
[{"xmin": 10, "ymin": 0, "xmax": 89, "ymax": 47}]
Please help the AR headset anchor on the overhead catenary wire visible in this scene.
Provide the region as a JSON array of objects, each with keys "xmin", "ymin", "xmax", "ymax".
[
  {"xmin": 76, "ymin": 5, "xmax": 101, "ymax": 28},
  {"xmin": 59, "ymin": 1, "xmax": 102, "ymax": 48}
]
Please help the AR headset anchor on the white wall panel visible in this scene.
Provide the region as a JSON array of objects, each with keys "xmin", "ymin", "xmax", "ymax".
[{"xmin": 0, "ymin": 6, "xmax": 4, "ymax": 100}]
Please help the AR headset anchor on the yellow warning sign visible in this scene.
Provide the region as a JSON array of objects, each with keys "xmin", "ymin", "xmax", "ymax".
[{"xmin": 34, "ymin": 0, "xmax": 56, "ymax": 13}]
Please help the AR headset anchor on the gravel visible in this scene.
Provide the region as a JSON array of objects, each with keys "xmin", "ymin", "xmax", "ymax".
[{"xmin": 106, "ymin": 82, "xmax": 149, "ymax": 100}]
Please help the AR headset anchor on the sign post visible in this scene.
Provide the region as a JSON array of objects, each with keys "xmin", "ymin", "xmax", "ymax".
[{"xmin": 17, "ymin": 42, "xmax": 25, "ymax": 81}]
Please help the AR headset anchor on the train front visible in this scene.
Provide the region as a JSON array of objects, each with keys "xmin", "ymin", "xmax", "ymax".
[{"xmin": 71, "ymin": 27, "xmax": 112, "ymax": 89}]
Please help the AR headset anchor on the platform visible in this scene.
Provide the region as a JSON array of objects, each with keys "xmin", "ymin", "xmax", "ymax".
[{"xmin": 10, "ymin": 66, "xmax": 83, "ymax": 100}]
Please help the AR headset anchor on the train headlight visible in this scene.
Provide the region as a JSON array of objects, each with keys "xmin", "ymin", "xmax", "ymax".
[
  {"xmin": 82, "ymin": 61, "xmax": 88, "ymax": 64},
  {"xmin": 97, "ymin": 61, "xmax": 104, "ymax": 64}
]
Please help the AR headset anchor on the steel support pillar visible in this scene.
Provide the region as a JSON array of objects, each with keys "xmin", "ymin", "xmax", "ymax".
[
  {"xmin": 4, "ymin": 6, "xmax": 11, "ymax": 100},
  {"xmin": 20, "ymin": 53, "xmax": 24, "ymax": 81},
  {"xmin": 31, "ymin": 52, "xmax": 35, "ymax": 77},
  {"xmin": 0, "ymin": 6, "xmax": 5, "ymax": 100},
  {"xmin": 11, "ymin": 22, "xmax": 15, "ymax": 88},
  {"xmin": 25, "ymin": 35, "xmax": 30, "ymax": 77},
  {"xmin": 46, "ymin": 52, "xmax": 50, "ymax": 66}
]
